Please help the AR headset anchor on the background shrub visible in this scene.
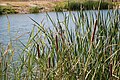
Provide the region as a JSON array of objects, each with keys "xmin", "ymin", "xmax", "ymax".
[
  {"xmin": 29, "ymin": 7, "xmax": 39, "ymax": 13},
  {"xmin": 82, "ymin": 1, "xmax": 99, "ymax": 10},
  {"xmin": 0, "ymin": 6, "xmax": 2, "ymax": 14},
  {"xmin": 100, "ymin": 2, "xmax": 113, "ymax": 9},
  {"xmin": 54, "ymin": 5, "xmax": 63, "ymax": 12},
  {"xmin": 0, "ymin": 6, "xmax": 16, "ymax": 14},
  {"xmin": 68, "ymin": 1, "xmax": 82, "ymax": 10},
  {"xmin": 63, "ymin": 1, "xmax": 114, "ymax": 11},
  {"xmin": 54, "ymin": 1, "xmax": 68, "ymax": 12}
]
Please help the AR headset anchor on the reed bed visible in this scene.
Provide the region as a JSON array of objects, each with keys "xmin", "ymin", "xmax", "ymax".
[
  {"xmin": 0, "ymin": 8, "xmax": 120, "ymax": 80},
  {"xmin": 54, "ymin": 1, "xmax": 114, "ymax": 12}
]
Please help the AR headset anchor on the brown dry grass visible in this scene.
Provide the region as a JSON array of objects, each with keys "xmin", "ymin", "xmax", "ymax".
[
  {"xmin": 0, "ymin": 1, "xmax": 55, "ymax": 7},
  {"xmin": 0, "ymin": 1, "xmax": 64, "ymax": 13}
]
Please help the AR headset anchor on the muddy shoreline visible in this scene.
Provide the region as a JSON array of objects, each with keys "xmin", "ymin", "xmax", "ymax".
[{"xmin": 0, "ymin": 1, "xmax": 120, "ymax": 14}]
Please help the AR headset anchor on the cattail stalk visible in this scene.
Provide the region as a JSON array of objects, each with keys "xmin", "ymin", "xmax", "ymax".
[
  {"xmin": 110, "ymin": 63, "xmax": 112, "ymax": 80},
  {"xmin": 89, "ymin": 20, "xmax": 97, "ymax": 53}
]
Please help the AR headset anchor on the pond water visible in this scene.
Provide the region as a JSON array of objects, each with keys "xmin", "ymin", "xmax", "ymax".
[
  {"xmin": 0, "ymin": 10, "xmax": 119, "ymax": 58},
  {"xmin": 0, "ymin": 11, "xmax": 85, "ymax": 45}
]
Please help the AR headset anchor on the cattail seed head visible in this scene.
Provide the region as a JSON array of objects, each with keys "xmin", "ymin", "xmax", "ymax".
[
  {"xmin": 55, "ymin": 35, "xmax": 58, "ymax": 52},
  {"xmin": 91, "ymin": 20, "xmax": 97, "ymax": 43},
  {"xmin": 37, "ymin": 44, "xmax": 40, "ymax": 58}
]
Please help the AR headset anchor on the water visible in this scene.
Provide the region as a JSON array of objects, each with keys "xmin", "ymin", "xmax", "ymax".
[
  {"xmin": 0, "ymin": 12, "xmax": 74, "ymax": 46},
  {"xmin": 0, "ymin": 13, "xmax": 45, "ymax": 45},
  {"xmin": 0, "ymin": 10, "xmax": 119, "ymax": 57}
]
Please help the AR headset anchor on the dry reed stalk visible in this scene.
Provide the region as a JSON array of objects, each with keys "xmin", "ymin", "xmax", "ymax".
[
  {"xmin": 58, "ymin": 31, "xmax": 65, "ymax": 48},
  {"xmin": 110, "ymin": 39, "xmax": 112, "ymax": 80},
  {"xmin": 61, "ymin": 32, "xmax": 65, "ymax": 43},
  {"xmin": 48, "ymin": 57, "xmax": 51, "ymax": 68},
  {"xmin": 15, "ymin": 32, "xmax": 30, "ymax": 40},
  {"xmin": 3, "ymin": 43, "xmax": 10, "ymax": 57},
  {"xmin": 3, "ymin": 48, "xmax": 9, "ymax": 57}
]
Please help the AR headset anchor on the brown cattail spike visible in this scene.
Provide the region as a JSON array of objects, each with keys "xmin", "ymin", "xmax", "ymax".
[
  {"xmin": 55, "ymin": 35, "xmax": 58, "ymax": 52},
  {"xmin": 37, "ymin": 44, "xmax": 40, "ymax": 58},
  {"xmin": 91, "ymin": 20, "xmax": 97, "ymax": 43}
]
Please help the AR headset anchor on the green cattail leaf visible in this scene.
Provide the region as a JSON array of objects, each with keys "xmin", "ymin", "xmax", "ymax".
[
  {"xmin": 6, "ymin": 15, "xmax": 10, "ymax": 33},
  {"xmin": 8, "ymin": 21, "xmax": 10, "ymax": 33}
]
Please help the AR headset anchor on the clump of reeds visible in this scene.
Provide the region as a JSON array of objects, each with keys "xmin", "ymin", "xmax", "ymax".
[{"xmin": 0, "ymin": 3, "xmax": 120, "ymax": 80}]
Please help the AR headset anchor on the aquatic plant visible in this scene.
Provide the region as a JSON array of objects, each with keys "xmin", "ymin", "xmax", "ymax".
[
  {"xmin": 54, "ymin": 1, "xmax": 114, "ymax": 11},
  {"xmin": 0, "ymin": 6, "xmax": 17, "ymax": 14},
  {"xmin": 0, "ymin": 4, "xmax": 120, "ymax": 80},
  {"xmin": 29, "ymin": 7, "xmax": 40, "ymax": 13}
]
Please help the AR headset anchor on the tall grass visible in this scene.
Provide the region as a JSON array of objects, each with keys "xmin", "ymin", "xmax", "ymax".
[{"xmin": 0, "ymin": 8, "xmax": 120, "ymax": 80}]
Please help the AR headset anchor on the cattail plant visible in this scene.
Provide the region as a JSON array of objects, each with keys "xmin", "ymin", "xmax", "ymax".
[{"xmin": 0, "ymin": 3, "xmax": 120, "ymax": 80}]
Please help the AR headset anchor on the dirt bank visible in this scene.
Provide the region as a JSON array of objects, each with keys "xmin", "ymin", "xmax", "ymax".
[{"xmin": 0, "ymin": 1, "xmax": 63, "ymax": 13}]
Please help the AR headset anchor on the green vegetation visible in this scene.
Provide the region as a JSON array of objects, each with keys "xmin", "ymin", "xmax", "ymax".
[
  {"xmin": 0, "ymin": 7, "xmax": 120, "ymax": 79},
  {"xmin": 0, "ymin": 6, "xmax": 17, "ymax": 15},
  {"xmin": 54, "ymin": 5, "xmax": 64, "ymax": 12},
  {"xmin": 0, "ymin": 1, "xmax": 116, "ymax": 14},
  {"xmin": 29, "ymin": 7, "xmax": 40, "ymax": 13},
  {"xmin": 0, "ymin": 6, "xmax": 2, "ymax": 14},
  {"xmin": 54, "ymin": 1, "xmax": 114, "ymax": 11},
  {"xmin": 83, "ymin": 1, "xmax": 113, "ymax": 10}
]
